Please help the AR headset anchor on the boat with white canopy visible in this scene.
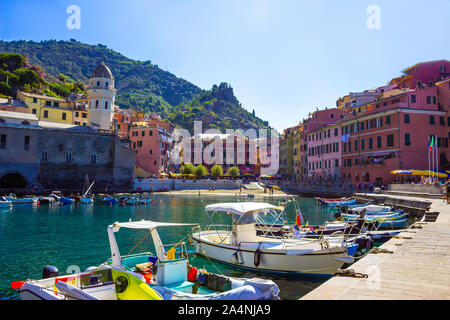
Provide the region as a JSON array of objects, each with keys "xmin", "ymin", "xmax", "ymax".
[
  {"xmin": 190, "ymin": 202, "xmax": 354, "ymax": 276},
  {"xmin": 15, "ymin": 219, "xmax": 279, "ymax": 300},
  {"xmin": 103, "ymin": 219, "xmax": 280, "ymax": 300}
]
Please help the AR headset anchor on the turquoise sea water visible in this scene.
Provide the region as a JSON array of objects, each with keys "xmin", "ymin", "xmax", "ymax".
[{"xmin": 0, "ymin": 194, "xmax": 338, "ymax": 300}]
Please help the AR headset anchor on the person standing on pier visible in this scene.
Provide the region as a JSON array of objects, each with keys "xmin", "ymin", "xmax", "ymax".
[{"xmin": 443, "ymin": 179, "xmax": 450, "ymax": 204}]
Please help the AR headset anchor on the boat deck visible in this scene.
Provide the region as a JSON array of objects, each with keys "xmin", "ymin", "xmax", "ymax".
[{"xmin": 301, "ymin": 195, "xmax": 450, "ymax": 300}]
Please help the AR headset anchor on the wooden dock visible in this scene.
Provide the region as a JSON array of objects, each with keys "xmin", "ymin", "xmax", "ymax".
[{"xmin": 301, "ymin": 195, "xmax": 450, "ymax": 300}]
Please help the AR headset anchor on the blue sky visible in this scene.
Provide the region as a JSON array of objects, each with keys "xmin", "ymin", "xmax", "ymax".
[{"xmin": 0, "ymin": 0, "xmax": 449, "ymax": 132}]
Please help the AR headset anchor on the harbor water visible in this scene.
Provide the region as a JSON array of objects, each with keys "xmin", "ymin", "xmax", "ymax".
[{"xmin": 0, "ymin": 194, "xmax": 344, "ymax": 300}]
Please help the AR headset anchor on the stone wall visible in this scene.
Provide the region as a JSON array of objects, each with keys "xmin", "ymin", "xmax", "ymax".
[
  {"xmin": 0, "ymin": 123, "xmax": 134, "ymax": 192},
  {"xmin": 133, "ymin": 179, "xmax": 242, "ymax": 191}
]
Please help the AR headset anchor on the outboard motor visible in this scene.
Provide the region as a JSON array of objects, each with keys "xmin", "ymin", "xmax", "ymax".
[{"xmin": 42, "ymin": 265, "xmax": 59, "ymax": 279}]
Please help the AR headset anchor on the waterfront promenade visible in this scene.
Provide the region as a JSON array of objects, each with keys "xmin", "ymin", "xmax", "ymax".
[{"xmin": 301, "ymin": 194, "xmax": 450, "ymax": 300}]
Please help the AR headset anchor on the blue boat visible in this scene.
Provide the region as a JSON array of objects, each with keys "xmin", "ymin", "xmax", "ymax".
[
  {"xmin": 103, "ymin": 196, "xmax": 118, "ymax": 204},
  {"xmin": 326, "ymin": 199, "xmax": 357, "ymax": 207},
  {"xmin": 80, "ymin": 197, "xmax": 93, "ymax": 205},
  {"xmin": 59, "ymin": 197, "xmax": 74, "ymax": 205},
  {"xmin": 124, "ymin": 197, "xmax": 138, "ymax": 205}
]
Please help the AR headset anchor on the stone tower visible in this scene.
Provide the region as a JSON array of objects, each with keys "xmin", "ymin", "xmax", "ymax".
[{"xmin": 87, "ymin": 60, "xmax": 116, "ymax": 130}]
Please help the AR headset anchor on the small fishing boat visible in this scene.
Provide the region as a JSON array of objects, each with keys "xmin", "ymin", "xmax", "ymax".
[
  {"xmin": 80, "ymin": 197, "xmax": 94, "ymax": 205},
  {"xmin": 0, "ymin": 199, "xmax": 12, "ymax": 209},
  {"xmin": 59, "ymin": 197, "xmax": 75, "ymax": 205},
  {"xmin": 103, "ymin": 196, "xmax": 118, "ymax": 205},
  {"xmin": 15, "ymin": 265, "xmax": 163, "ymax": 300},
  {"xmin": 325, "ymin": 199, "xmax": 357, "ymax": 207},
  {"xmin": 138, "ymin": 198, "xmax": 153, "ymax": 205},
  {"xmin": 103, "ymin": 220, "xmax": 280, "ymax": 300},
  {"xmin": 124, "ymin": 197, "xmax": 137, "ymax": 205},
  {"xmin": 79, "ymin": 176, "xmax": 95, "ymax": 205},
  {"xmin": 37, "ymin": 196, "xmax": 56, "ymax": 204},
  {"xmin": 191, "ymin": 202, "xmax": 354, "ymax": 275},
  {"xmin": 5, "ymin": 195, "xmax": 39, "ymax": 205}
]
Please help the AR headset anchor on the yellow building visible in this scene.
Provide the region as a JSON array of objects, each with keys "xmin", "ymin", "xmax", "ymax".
[
  {"xmin": 292, "ymin": 124, "xmax": 304, "ymax": 180},
  {"xmin": 280, "ymin": 125, "xmax": 298, "ymax": 178},
  {"xmin": 17, "ymin": 91, "xmax": 74, "ymax": 124}
]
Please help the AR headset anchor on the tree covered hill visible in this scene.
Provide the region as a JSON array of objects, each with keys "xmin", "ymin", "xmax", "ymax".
[{"xmin": 0, "ymin": 39, "xmax": 270, "ymax": 132}]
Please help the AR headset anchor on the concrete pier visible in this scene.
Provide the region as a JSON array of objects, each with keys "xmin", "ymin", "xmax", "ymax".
[{"xmin": 301, "ymin": 195, "xmax": 450, "ymax": 300}]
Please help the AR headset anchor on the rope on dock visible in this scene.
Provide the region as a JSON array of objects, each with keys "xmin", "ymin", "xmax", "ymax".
[
  {"xmin": 392, "ymin": 236, "xmax": 412, "ymax": 240},
  {"xmin": 369, "ymin": 247, "xmax": 394, "ymax": 254},
  {"xmin": 333, "ymin": 269, "xmax": 368, "ymax": 278}
]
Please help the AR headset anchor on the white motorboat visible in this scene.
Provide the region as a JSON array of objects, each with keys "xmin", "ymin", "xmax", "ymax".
[
  {"xmin": 16, "ymin": 265, "xmax": 163, "ymax": 300},
  {"xmin": 191, "ymin": 202, "xmax": 354, "ymax": 276},
  {"xmin": 103, "ymin": 220, "xmax": 280, "ymax": 300}
]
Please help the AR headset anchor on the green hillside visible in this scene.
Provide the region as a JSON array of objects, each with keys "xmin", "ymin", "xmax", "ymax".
[{"xmin": 0, "ymin": 39, "xmax": 270, "ymax": 132}]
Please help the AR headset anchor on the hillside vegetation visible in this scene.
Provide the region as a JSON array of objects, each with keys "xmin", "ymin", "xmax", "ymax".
[{"xmin": 0, "ymin": 39, "xmax": 270, "ymax": 132}]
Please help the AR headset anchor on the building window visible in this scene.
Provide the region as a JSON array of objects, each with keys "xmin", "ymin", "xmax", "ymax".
[
  {"xmin": 54, "ymin": 102, "xmax": 59, "ymax": 107},
  {"xmin": 65, "ymin": 151, "xmax": 73, "ymax": 164},
  {"xmin": 95, "ymin": 100, "xmax": 99, "ymax": 109},
  {"xmin": 45, "ymin": 101, "xmax": 52, "ymax": 106},
  {"xmin": 142, "ymin": 131, "xmax": 145, "ymax": 137},
  {"xmin": 105, "ymin": 101, "xmax": 108, "ymax": 109},
  {"xmin": 334, "ymin": 128, "xmax": 338, "ymax": 136},
  {"xmin": 0, "ymin": 134, "xmax": 6, "ymax": 149},
  {"xmin": 97, "ymin": 81, "xmax": 100, "ymax": 87},
  {"xmin": 32, "ymin": 109, "xmax": 37, "ymax": 114},
  {"xmin": 62, "ymin": 112, "xmax": 66, "ymax": 120},
  {"xmin": 40, "ymin": 149, "xmax": 48, "ymax": 161},
  {"xmin": 90, "ymin": 152, "xmax": 97, "ymax": 165},
  {"xmin": 387, "ymin": 134, "xmax": 394, "ymax": 147},
  {"xmin": 361, "ymin": 139, "xmax": 365, "ymax": 150},
  {"xmin": 23, "ymin": 136, "xmax": 30, "ymax": 151},
  {"xmin": 386, "ymin": 115, "xmax": 391, "ymax": 125},
  {"xmin": 411, "ymin": 95, "xmax": 416, "ymax": 103},
  {"xmin": 440, "ymin": 116, "xmax": 445, "ymax": 126},
  {"xmin": 405, "ymin": 133, "xmax": 411, "ymax": 146},
  {"xmin": 354, "ymin": 140, "xmax": 358, "ymax": 151},
  {"xmin": 105, "ymin": 82, "xmax": 109, "ymax": 88},
  {"xmin": 75, "ymin": 111, "xmax": 79, "ymax": 117},
  {"xmin": 82, "ymin": 112, "xmax": 87, "ymax": 118},
  {"xmin": 44, "ymin": 110, "xmax": 49, "ymax": 118},
  {"xmin": 149, "ymin": 130, "xmax": 153, "ymax": 136},
  {"xmin": 377, "ymin": 136, "xmax": 381, "ymax": 148},
  {"xmin": 33, "ymin": 98, "xmax": 37, "ymax": 103},
  {"xmin": 404, "ymin": 114, "xmax": 410, "ymax": 123},
  {"xmin": 430, "ymin": 116, "xmax": 435, "ymax": 125},
  {"xmin": 149, "ymin": 149, "xmax": 152, "ymax": 155}
]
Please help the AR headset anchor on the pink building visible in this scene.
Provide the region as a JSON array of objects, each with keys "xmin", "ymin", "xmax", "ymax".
[
  {"xmin": 390, "ymin": 60, "xmax": 450, "ymax": 89},
  {"xmin": 303, "ymin": 108, "xmax": 345, "ymax": 181},
  {"xmin": 307, "ymin": 122, "xmax": 342, "ymax": 181},
  {"xmin": 340, "ymin": 85, "xmax": 449, "ymax": 186}
]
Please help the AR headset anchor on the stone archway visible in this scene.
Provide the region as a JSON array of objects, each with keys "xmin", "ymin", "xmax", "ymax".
[{"xmin": 0, "ymin": 173, "xmax": 28, "ymax": 189}]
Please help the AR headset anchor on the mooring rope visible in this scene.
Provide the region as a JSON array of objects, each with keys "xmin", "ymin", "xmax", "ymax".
[
  {"xmin": 370, "ymin": 247, "xmax": 394, "ymax": 254},
  {"xmin": 333, "ymin": 268, "xmax": 368, "ymax": 278}
]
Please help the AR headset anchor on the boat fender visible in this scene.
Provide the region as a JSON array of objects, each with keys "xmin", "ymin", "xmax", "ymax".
[
  {"xmin": 254, "ymin": 242, "xmax": 262, "ymax": 267},
  {"xmin": 187, "ymin": 266, "xmax": 198, "ymax": 282}
]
